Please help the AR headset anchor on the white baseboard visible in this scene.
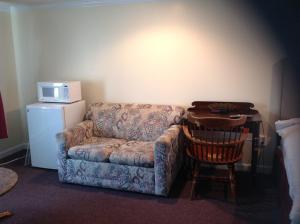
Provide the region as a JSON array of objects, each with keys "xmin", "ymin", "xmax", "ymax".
[{"xmin": 0, "ymin": 143, "xmax": 28, "ymax": 159}]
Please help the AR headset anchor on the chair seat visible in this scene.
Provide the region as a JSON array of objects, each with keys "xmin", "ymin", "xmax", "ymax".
[
  {"xmin": 68, "ymin": 137, "xmax": 127, "ymax": 162},
  {"xmin": 109, "ymin": 141, "xmax": 155, "ymax": 168},
  {"xmin": 187, "ymin": 147, "xmax": 242, "ymax": 164}
]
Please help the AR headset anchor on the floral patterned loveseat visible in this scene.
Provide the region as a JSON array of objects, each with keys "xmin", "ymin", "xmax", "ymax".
[{"xmin": 56, "ymin": 102, "xmax": 185, "ymax": 196}]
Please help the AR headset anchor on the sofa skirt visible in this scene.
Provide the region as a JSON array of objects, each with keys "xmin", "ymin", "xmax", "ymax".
[{"xmin": 61, "ymin": 159, "xmax": 157, "ymax": 195}]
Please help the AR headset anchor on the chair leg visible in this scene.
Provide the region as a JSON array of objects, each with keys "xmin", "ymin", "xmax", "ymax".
[
  {"xmin": 190, "ymin": 161, "xmax": 199, "ymax": 200},
  {"xmin": 224, "ymin": 183, "xmax": 228, "ymax": 200},
  {"xmin": 188, "ymin": 157, "xmax": 195, "ymax": 180},
  {"xmin": 228, "ymin": 164, "xmax": 236, "ymax": 203}
]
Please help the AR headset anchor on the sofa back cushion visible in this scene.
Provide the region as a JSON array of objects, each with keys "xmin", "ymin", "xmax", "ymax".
[{"xmin": 85, "ymin": 102, "xmax": 185, "ymax": 141}]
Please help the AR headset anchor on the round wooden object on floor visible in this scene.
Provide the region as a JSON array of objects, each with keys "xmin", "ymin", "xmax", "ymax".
[
  {"xmin": 0, "ymin": 167, "xmax": 18, "ymax": 218},
  {"xmin": 0, "ymin": 167, "xmax": 18, "ymax": 196}
]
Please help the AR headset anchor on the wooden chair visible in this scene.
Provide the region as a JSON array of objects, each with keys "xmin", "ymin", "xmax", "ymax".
[{"xmin": 183, "ymin": 115, "xmax": 248, "ymax": 201}]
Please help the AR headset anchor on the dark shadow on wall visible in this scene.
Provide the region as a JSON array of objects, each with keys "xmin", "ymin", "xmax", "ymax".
[
  {"xmin": 256, "ymin": 56, "xmax": 300, "ymax": 172},
  {"xmin": 274, "ymin": 58, "xmax": 300, "ymax": 120},
  {"xmin": 264, "ymin": 58, "xmax": 300, "ymax": 175},
  {"xmin": 247, "ymin": 0, "xmax": 300, "ymax": 169},
  {"xmin": 247, "ymin": 0, "xmax": 300, "ymax": 65}
]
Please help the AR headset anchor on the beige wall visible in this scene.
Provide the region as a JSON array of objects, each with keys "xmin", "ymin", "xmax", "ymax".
[
  {"xmin": 0, "ymin": 10, "xmax": 24, "ymax": 152},
  {"xmin": 9, "ymin": 0, "xmax": 284, "ymax": 169}
]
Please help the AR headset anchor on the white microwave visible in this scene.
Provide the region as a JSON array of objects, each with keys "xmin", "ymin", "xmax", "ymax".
[{"xmin": 37, "ymin": 81, "xmax": 82, "ymax": 103}]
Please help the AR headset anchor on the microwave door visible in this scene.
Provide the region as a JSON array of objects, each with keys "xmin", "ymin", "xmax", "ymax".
[
  {"xmin": 42, "ymin": 87, "xmax": 55, "ymax": 98},
  {"xmin": 41, "ymin": 86, "xmax": 60, "ymax": 102}
]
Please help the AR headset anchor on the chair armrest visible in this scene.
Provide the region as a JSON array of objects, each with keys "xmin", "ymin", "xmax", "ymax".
[
  {"xmin": 154, "ymin": 125, "xmax": 183, "ymax": 196},
  {"xmin": 183, "ymin": 125, "xmax": 249, "ymax": 146},
  {"xmin": 63, "ymin": 120, "xmax": 94, "ymax": 149}
]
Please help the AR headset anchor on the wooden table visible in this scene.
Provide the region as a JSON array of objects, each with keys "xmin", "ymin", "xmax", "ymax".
[{"xmin": 186, "ymin": 101, "xmax": 262, "ymax": 179}]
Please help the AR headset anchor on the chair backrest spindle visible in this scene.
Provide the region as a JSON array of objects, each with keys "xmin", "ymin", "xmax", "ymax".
[{"xmin": 184, "ymin": 115, "xmax": 248, "ymax": 165}]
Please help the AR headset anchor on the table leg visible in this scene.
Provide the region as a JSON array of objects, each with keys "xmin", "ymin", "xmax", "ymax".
[{"xmin": 251, "ymin": 121, "xmax": 260, "ymax": 183}]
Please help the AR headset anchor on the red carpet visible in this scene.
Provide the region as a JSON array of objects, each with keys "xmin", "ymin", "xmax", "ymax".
[{"xmin": 0, "ymin": 159, "xmax": 279, "ymax": 224}]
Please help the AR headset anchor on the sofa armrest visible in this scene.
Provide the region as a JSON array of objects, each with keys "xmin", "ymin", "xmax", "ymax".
[
  {"xmin": 55, "ymin": 120, "xmax": 93, "ymax": 182},
  {"xmin": 154, "ymin": 125, "xmax": 183, "ymax": 196},
  {"xmin": 63, "ymin": 120, "xmax": 94, "ymax": 149},
  {"xmin": 56, "ymin": 131, "xmax": 68, "ymax": 182}
]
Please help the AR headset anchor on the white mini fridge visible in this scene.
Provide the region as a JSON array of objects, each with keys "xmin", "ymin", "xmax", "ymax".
[{"xmin": 26, "ymin": 100, "xmax": 86, "ymax": 169}]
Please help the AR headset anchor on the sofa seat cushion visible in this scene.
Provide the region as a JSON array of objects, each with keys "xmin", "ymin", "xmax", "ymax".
[
  {"xmin": 109, "ymin": 141, "xmax": 155, "ymax": 168},
  {"xmin": 68, "ymin": 137, "xmax": 127, "ymax": 162}
]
